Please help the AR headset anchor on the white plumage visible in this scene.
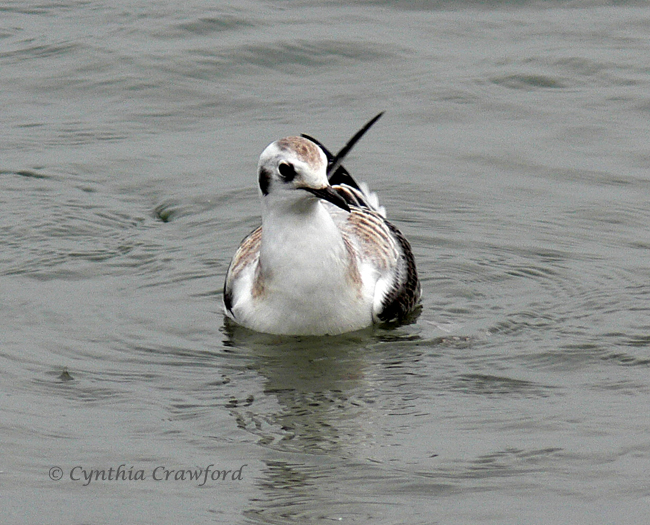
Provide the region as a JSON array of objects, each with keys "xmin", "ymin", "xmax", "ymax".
[{"xmin": 223, "ymin": 114, "xmax": 420, "ymax": 336}]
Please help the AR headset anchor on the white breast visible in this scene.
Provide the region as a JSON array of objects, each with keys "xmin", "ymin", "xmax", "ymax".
[{"xmin": 227, "ymin": 201, "xmax": 375, "ymax": 335}]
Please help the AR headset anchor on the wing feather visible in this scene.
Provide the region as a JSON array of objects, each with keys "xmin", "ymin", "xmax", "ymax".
[
  {"xmin": 335, "ymin": 206, "xmax": 421, "ymax": 323},
  {"xmin": 223, "ymin": 226, "xmax": 261, "ymax": 315}
]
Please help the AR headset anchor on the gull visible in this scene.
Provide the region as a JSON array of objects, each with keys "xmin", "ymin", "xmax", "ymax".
[{"xmin": 223, "ymin": 113, "xmax": 421, "ymax": 336}]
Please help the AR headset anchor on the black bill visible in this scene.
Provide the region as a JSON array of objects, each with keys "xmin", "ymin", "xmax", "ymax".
[{"xmin": 301, "ymin": 185, "xmax": 351, "ymax": 212}]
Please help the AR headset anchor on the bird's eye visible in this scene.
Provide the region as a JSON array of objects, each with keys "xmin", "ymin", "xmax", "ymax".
[{"xmin": 278, "ymin": 162, "xmax": 296, "ymax": 182}]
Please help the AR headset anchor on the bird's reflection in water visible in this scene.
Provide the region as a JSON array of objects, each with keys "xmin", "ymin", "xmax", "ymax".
[
  {"xmin": 222, "ymin": 319, "xmax": 378, "ymax": 455},
  {"xmin": 222, "ymin": 320, "xmax": 424, "ymax": 523}
]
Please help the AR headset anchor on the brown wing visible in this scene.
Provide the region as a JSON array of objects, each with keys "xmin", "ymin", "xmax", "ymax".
[
  {"xmin": 338, "ymin": 207, "xmax": 421, "ymax": 323},
  {"xmin": 223, "ymin": 226, "xmax": 261, "ymax": 314}
]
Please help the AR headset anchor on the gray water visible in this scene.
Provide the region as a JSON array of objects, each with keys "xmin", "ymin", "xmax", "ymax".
[{"xmin": 2, "ymin": 1, "xmax": 650, "ymax": 523}]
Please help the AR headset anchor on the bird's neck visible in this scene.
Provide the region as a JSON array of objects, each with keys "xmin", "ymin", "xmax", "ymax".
[{"xmin": 259, "ymin": 201, "xmax": 347, "ymax": 285}]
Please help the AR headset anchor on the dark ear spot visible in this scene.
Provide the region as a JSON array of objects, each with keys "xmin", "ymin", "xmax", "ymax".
[
  {"xmin": 259, "ymin": 167, "xmax": 272, "ymax": 196},
  {"xmin": 278, "ymin": 162, "xmax": 296, "ymax": 182}
]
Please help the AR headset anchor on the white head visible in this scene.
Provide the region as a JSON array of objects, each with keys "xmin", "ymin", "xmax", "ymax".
[{"xmin": 257, "ymin": 136, "xmax": 350, "ymax": 213}]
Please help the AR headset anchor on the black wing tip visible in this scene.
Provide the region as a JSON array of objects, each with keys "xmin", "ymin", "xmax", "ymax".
[
  {"xmin": 301, "ymin": 111, "xmax": 386, "ymax": 191},
  {"xmin": 375, "ymin": 219, "xmax": 421, "ymax": 324},
  {"xmin": 327, "ymin": 111, "xmax": 385, "ymax": 178},
  {"xmin": 223, "ymin": 285, "xmax": 234, "ymax": 315},
  {"xmin": 367, "ymin": 111, "xmax": 385, "ymax": 126}
]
